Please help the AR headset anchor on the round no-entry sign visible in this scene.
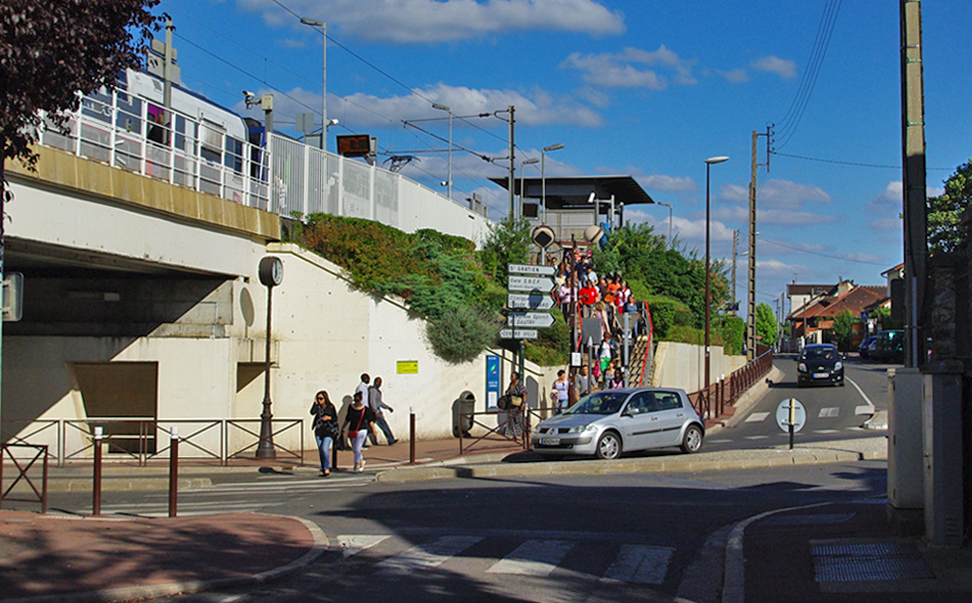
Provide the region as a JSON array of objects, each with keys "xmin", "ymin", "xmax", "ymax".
[{"xmin": 776, "ymin": 398, "xmax": 807, "ymax": 433}]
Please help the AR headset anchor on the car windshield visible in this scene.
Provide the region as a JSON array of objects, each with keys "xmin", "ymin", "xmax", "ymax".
[
  {"xmin": 566, "ymin": 391, "xmax": 628, "ymax": 415},
  {"xmin": 804, "ymin": 347, "xmax": 837, "ymax": 361}
]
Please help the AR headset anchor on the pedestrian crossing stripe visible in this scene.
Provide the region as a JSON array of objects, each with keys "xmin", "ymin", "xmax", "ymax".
[
  {"xmin": 338, "ymin": 535, "xmax": 390, "ymax": 558},
  {"xmin": 486, "ymin": 539, "xmax": 573, "ymax": 576},
  {"xmin": 602, "ymin": 544, "xmax": 674, "ymax": 584},
  {"xmin": 376, "ymin": 535, "xmax": 483, "ymax": 575},
  {"xmin": 818, "ymin": 407, "xmax": 840, "ymax": 418},
  {"xmin": 344, "ymin": 535, "xmax": 674, "ymax": 585},
  {"xmin": 745, "ymin": 412, "xmax": 770, "ymax": 423}
]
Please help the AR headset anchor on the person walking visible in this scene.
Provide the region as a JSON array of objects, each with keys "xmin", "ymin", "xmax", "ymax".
[
  {"xmin": 503, "ymin": 371, "xmax": 528, "ymax": 439},
  {"xmin": 575, "ymin": 364, "xmax": 592, "ymax": 398},
  {"xmin": 550, "ymin": 370, "xmax": 570, "ymax": 413},
  {"xmin": 343, "ymin": 390, "xmax": 376, "ymax": 473},
  {"xmin": 355, "ymin": 374, "xmax": 371, "ymax": 448},
  {"xmin": 367, "ymin": 376, "xmax": 398, "ymax": 445},
  {"xmin": 309, "ymin": 390, "xmax": 339, "ymax": 477}
]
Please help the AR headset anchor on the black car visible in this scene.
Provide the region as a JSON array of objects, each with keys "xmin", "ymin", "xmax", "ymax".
[
  {"xmin": 858, "ymin": 335, "xmax": 877, "ymax": 359},
  {"xmin": 797, "ymin": 343, "xmax": 844, "ymax": 387}
]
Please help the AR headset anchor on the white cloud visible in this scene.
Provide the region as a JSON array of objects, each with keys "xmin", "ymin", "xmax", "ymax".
[
  {"xmin": 723, "ymin": 179, "xmax": 830, "ymax": 209},
  {"xmin": 719, "ymin": 69, "xmax": 749, "ymax": 84},
  {"xmin": 639, "ymin": 174, "xmax": 695, "ymax": 192},
  {"xmin": 560, "ymin": 45, "xmax": 697, "ymax": 89},
  {"xmin": 243, "ymin": 0, "xmax": 626, "ymax": 43},
  {"xmin": 870, "ymin": 217, "xmax": 900, "ymax": 232},
  {"xmin": 757, "ymin": 208, "xmax": 837, "ymax": 226},
  {"xmin": 752, "ymin": 55, "xmax": 797, "ymax": 79},
  {"xmin": 323, "ymin": 83, "xmax": 603, "ymax": 130}
]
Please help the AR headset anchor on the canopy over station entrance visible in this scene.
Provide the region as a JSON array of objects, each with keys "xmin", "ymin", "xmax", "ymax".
[{"xmin": 490, "ymin": 174, "xmax": 655, "ymax": 248}]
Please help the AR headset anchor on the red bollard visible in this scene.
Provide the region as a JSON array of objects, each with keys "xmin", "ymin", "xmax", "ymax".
[
  {"xmin": 92, "ymin": 426, "xmax": 102, "ymax": 517},
  {"xmin": 409, "ymin": 408, "xmax": 416, "ymax": 465},
  {"xmin": 168, "ymin": 427, "xmax": 179, "ymax": 518}
]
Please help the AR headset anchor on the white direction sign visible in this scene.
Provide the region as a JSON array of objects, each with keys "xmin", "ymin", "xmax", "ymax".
[
  {"xmin": 499, "ymin": 328, "xmax": 538, "ymax": 340},
  {"xmin": 507, "ymin": 312, "xmax": 556, "ymax": 328},
  {"xmin": 508, "ymin": 275, "xmax": 556, "ymax": 293},
  {"xmin": 507, "ymin": 293, "xmax": 556, "ymax": 311},
  {"xmin": 776, "ymin": 399, "xmax": 807, "ymax": 433},
  {"xmin": 508, "ymin": 263, "xmax": 557, "ymax": 277}
]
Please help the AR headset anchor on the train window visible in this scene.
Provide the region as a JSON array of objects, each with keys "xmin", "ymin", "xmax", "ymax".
[{"xmin": 225, "ymin": 137, "xmax": 244, "ymax": 173}]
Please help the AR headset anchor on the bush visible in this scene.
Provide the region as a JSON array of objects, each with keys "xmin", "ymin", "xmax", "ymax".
[
  {"xmin": 643, "ymin": 295, "xmax": 693, "ymax": 338},
  {"xmin": 426, "ymin": 306, "xmax": 499, "ymax": 363}
]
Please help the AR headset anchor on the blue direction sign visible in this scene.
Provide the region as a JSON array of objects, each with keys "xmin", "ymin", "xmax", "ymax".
[
  {"xmin": 507, "ymin": 293, "xmax": 557, "ymax": 311},
  {"xmin": 508, "ymin": 275, "xmax": 556, "ymax": 293}
]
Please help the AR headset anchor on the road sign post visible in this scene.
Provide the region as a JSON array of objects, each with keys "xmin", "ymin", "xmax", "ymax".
[{"xmin": 776, "ymin": 398, "xmax": 806, "ymax": 450}]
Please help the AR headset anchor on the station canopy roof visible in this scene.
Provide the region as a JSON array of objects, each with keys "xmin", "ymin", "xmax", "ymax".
[{"xmin": 489, "ymin": 175, "xmax": 655, "ymax": 210}]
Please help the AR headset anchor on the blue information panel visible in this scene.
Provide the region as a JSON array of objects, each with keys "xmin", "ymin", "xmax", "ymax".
[{"xmin": 486, "ymin": 355, "xmax": 501, "ymax": 410}]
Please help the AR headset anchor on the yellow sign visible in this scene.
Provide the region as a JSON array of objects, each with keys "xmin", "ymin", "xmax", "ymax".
[{"xmin": 397, "ymin": 360, "xmax": 418, "ymax": 374}]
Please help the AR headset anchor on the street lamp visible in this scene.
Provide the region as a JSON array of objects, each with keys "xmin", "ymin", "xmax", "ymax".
[
  {"xmin": 432, "ymin": 103, "xmax": 453, "ymax": 200},
  {"xmin": 657, "ymin": 201, "xmax": 673, "ymax": 248},
  {"xmin": 703, "ymin": 156, "xmax": 729, "ymax": 410},
  {"xmin": 300, "ymin": 18, "xmax": 327, "ymax": 150},
  {"xmin": 519, "ymin": 158, "xmax": 539, "ymax": 220},
  {"xmin": 541, "ymin": 143, "xmax": 565, "ymax": 224}
]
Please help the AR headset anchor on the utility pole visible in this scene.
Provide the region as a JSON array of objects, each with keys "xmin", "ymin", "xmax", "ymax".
[
  {"xmin": 507, "ymin": 105, "xmax": 516, "ymax": 219},
  {"xmin": 746, "ymin": 128, "xmax": 770, "ymax": 360},
  {"xmin": 731, "ymin": 229, "xmax": 739, "ymax": 314},
  {"xmin": 900, "ymin": 0, "xmax": 927, "ymax": 368}
]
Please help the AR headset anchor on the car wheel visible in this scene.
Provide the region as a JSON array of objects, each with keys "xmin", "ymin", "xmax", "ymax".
[
  {"xmin": 680, "ymin": 425, "xmax": 703, "ymax": 454},
  {"xmin": 595, "ymin": 432, "xmax": 622, "ymax": 460}
]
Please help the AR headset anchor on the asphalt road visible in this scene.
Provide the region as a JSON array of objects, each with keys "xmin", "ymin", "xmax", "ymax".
[{"xmin": 705, "ymin": 354, "xmax": 897, "ymax": 450}]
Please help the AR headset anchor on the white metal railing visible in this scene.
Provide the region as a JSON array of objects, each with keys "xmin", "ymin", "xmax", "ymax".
[{"xmin": 34, "ymin": 82, "xmax": 493, "ymax": 244}]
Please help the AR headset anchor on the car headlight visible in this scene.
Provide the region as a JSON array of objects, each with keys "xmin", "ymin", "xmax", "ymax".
[
  {"xmin": 835, "ymin": 361, "xmax": 842, "ymax": 370},
  {"xmin": 798, "ymin": 362, "xmax": 807, "ymax": 372},
  {"xmin": 567, "ymin": 424, "xmax": 596, "ymax": 434}
]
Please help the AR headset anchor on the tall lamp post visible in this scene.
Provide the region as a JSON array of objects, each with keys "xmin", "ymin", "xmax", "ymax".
[
  {"xmin": 541, "ymin": 143, "xmax": 565, "ymax": 224},
  {"xmin": 299, "ymin": 18, "xmax": 327, "ymax": 150},
  {"xmin": 519, "ymin": 158, "xmax": 539, "ymax": 220},
  {"xmin": 703, "ymin": 156, "xmax": 729, "ymax": 408},
  {"xmin": 657, "ymin": 201, "xmax": 673, "ymax": 248},
  {"xmin": 432, "ymin": 103, "xmax": 453, "ymax": 200}
]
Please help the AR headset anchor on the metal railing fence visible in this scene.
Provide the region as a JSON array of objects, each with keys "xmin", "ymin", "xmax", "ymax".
[{"xmin": 688, "ymin": 347, "xmax": 774, "ymax": 423}]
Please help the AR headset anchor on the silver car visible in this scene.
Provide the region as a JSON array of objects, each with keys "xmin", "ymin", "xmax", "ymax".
[{"xmin": 530, "ymin": 388, "xmax": 705, "ymax": 459}]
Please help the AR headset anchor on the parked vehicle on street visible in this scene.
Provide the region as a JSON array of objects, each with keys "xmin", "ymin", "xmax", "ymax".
[
  {"xmin": 797, "ymin": 343, "xmax": 844, "ymax": 387},
  {"xmin": 531, "ymin": 388, "xmax": 704, "ymax": 460},
  {"xmin": 858, "ymin": 335, "xmax": 877, "ymax": 359},
  {"xmin": 871, "ymin": 329, "xmax": 904, "ymax": 363}
]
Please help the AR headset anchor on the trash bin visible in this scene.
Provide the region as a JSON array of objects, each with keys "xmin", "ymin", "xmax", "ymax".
[{"xmin": 452, "ymin": 391, "xmax": 476, "ymax": 438}]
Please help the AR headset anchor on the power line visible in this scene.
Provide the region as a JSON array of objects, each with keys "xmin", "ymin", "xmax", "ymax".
[
  {"xmin": 760, "ymin": 238, "xmax": 887, "ymax": 266},
  {"xmin": 771, "ymin": 151, "xmax": 952, "ymax": 171}
]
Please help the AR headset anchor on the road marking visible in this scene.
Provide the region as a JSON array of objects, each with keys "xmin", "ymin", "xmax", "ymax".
[
  {"xmin": 708, "ymin": 439, "xmax": 733, "ymax": 444},
  {"xmin": 376, "ymin": 535, "xmax": 482, "ymax": 575},
  {"xmin": 846, "ymin": 376, "xmax": 876, "ymax": 413},
  {"xmin": 855, "ymin": 405, "xmax": 875, "ymax": 416},
  {"xmin": 486, "ymin": 539, "xmax": 574, "ymax": 576},
  {"xmin": 337, "ymin": 535, "xmax": 390, "ymax": 558},
  {"xmin": 745, "ymin": 412, "xmax": 770, "ymax": 423},
  {"xmin": 602, "ymin": 544, "xmax": 674, "ymax": 584},
  {"xmin": 818, "ymin": 407, "xmax": 840, "ymax": 418},
  {"xmin": 813, "ymin": 429, "xmax": 840, "ymax": 434},
  {"xmin": 744, "ymin": 435, "xmax": 769, "ymax": 440}
]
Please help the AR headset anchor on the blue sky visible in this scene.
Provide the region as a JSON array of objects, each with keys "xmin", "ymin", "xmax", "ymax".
[{"xmin": 157, "ymin": 0, "xmax": 972, "ymax": 314}]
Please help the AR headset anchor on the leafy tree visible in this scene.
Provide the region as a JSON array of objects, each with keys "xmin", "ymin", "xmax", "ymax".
[
  {"xmin": 832, "ymin": 310, "xmax": 857, "ymax": 352},
  {"xmin": 927, "ymin": 160, "xmax": 972, "ymax": 255},
  {"xmin": 1, "ymin": 0, "xmax": 159, "ymax": 169},
  {"xmin": 754, "ymin": 302, "xmax": 778, "ymax": 347},
  {"xmin": 478, "ymin": 215, "xmax": 532, "ymax": 288},
  {"xmin": 871, "ymin": 306, "xmax": 903, "ymax": 331}
]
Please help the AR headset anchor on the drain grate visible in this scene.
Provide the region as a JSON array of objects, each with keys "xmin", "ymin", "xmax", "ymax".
[
  {"xmin": 811, "ymin": 540, "xmax": 935, "ymax": 582},
  {"xmin": 763, "ymin": 513, "xmax": 855, "ymax": 527}
]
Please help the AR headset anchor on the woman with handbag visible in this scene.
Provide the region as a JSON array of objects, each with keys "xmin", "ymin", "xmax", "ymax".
[
  {"xmin": 504, "ymin": 371, "xmax": 527, "ymax": 438},
  {"xmin": 309, "ymin": 390, "xmax": 339, "ymax": 477},
  {"xmin": 343, "ymin": 390, "xmax": 376, "ymax": 473}
]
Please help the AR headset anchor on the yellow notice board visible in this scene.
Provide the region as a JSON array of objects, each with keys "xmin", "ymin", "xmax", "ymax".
[{"xmin": 397, "ymin": 360, "xmax": 419, "ymax": 374}]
